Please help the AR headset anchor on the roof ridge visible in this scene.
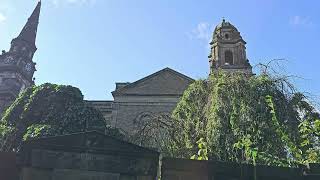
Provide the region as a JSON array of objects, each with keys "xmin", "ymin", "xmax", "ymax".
[{"xmin": 112, "ymin": 67, "xmax": 193, "ymax": 96}]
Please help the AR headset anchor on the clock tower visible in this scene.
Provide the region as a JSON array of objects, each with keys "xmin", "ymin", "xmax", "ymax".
[{"xmin": 0, "ymin": 1, "xmax": 41, "ymax": 115}]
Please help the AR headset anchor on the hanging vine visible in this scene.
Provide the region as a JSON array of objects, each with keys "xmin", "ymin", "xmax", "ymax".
[{"xmin": 167, "ymin": 69, "xmax": 320, "ymax": 167}]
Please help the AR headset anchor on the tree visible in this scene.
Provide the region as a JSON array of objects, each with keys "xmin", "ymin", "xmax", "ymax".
[
  {"xmin": 0, "ymin": 83, "xmax": 120, "ymax": 152},
  {"xmin": 168, "ymin": 70, "xmax": 320, "ymax": 166},
  {"xmin": 298, "ymin": 113, "xmax": 320, "ymax": 164},
  {"xmin": 129, "ymin": 112, "xmax": 173, "ymax": 153}
]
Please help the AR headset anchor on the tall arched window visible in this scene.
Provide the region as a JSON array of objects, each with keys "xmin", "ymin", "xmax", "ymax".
[{"xmin": 225, "ymin": 50, "xmax": 233, "ymax": 65}]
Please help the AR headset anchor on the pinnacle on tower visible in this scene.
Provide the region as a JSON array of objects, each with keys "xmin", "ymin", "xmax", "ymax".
[{"xmin": 17, "ymin": 1, "xmax": 41, "ymax": 46}]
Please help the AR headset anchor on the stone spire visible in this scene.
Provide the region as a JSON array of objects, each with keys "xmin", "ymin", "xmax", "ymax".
[
  {"xmin": 0, "ymin": 1, "xmax": 42, "ymax": 116},
  {"xmin": 9, "ymin": 1, "xmax": 41, "ymax": 60},
  {"xmin": 17, "ymin": 1, "xmax": 41, "ymax": 47}
]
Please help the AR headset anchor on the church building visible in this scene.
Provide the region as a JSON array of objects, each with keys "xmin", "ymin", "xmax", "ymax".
[
  {"xmin": 88, "ymin": 19, "xmax": 253, "ymax": 136},
  {"xmin": 0, "ymin": 2, "xmax": 252, "ymax": 137}
]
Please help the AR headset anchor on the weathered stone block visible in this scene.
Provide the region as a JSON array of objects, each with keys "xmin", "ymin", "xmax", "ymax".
[
  {"xmin": 119, "ymin": 175, "xmax": 136, "ymax": 180},
  {"xmin": 137, "ymin": 175, "xmax": 154, "ymax": 180},
  {"xmin": 21, "ymin": 168, "xmax": 52, "ymax": 180},
  {"xmin": 52, "ymin": 169, "xmax": 119, "ymax": 180}
]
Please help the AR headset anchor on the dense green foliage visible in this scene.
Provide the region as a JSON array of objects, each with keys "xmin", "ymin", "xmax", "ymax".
[
  {"xmin": 168, "ymin": 71, "xmax": 320, "ymax": 166},
  {"xmin": 0, "ymin": 83, "xmax": 118, "ymax": 151},
  {"xmin": 190, "ymin": 138, "xmax": 208, "ymax": 160}
]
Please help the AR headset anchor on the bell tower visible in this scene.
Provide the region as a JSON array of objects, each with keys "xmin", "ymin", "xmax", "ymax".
[
  {"xmin": 209, "ymin": 19, "xmax": 252, "ymax": 74},
  {"xmin": 0, "ymin": 1, "xmax": 41, "ymax": 115}
]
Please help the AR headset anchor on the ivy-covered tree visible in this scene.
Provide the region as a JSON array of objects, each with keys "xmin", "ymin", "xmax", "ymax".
[
  {"xmin": 168, "ymin": 70, "xmax": 320, "ymax": 166},
  {"xmin": 0, "ymin": 83, "xmax": 120, "ymax": 152}
]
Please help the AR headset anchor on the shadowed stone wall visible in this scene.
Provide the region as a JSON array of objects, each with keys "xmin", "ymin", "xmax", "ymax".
[
  {"xmin": 2, "ymin": 132, "xmax": 320, "ymax": 180},
  {"xmin": 18, "ymin": 131, "xmax": 159, "ymax": 180},
  {"xmin": 0, "ymin": 152, "xmax": 19, "ymax": 180},
  {"xmin": 0, "ymin": 142, "xmax": 320, "ymax": 180},
  {"xmin": 161, "ymin": 158, "xmax": 320, "ymax": 180}
]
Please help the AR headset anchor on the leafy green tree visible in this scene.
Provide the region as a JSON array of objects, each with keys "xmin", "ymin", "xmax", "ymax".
[
  {"xmin": 0, "ymin": 83, "xmax": 120, "ymax": 152},
  {"xmin": 168, "ymin": 71, "xmax": 320, "ymax": 166},
  {"xmin": 299, "ymin": 118, "xmax": 320, "ymax": 163}
]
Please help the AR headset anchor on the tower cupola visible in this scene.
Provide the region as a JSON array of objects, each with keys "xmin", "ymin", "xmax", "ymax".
[{"xmin": 209, "ymin": 19, "xmax": 252, "ymax": 74}]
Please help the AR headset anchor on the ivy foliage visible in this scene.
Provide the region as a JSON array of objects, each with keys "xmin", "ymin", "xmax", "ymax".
[
  {"xmin": 0, "ymin": 83, "xmax": 115, "ymax": 151},
  {"xmin": 169, "ymin": 71, "xmax": 320, "ymax": 166},
  {"xmin": 298, "ymin": 115, "xmax": 320, "ymax": 163},
  {"xmin": 190, "ymin": 138, "xmax": 209, "ymax": 160}
]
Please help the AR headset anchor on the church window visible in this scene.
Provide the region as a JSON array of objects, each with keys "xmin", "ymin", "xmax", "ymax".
[
  {"xmin": 225, "ymin": 50, "xmax": 233, "ymax": 65},
  {"xmin": 225, "ymin": 33, "xmax": 229, "ymax": 39}
]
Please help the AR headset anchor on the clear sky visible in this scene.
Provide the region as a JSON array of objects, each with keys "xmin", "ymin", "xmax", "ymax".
[{"xmin": 0, "ymin": 0, "xmax": 319, "ymax": 101}]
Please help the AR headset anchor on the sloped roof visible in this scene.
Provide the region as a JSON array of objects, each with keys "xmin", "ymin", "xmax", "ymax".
[
  {"xmin": 22, "ymin": 131, "xmax": 158, "ymax": 157},
  {"xmin": 112, "ymin": 67, "xmax": 194, "ymax": 96}
]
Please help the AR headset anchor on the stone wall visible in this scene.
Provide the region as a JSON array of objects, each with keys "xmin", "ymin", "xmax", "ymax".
[
  {"xmin": 20, "ymin": 149, "xmax": 158, "ymax": 180},
  {"xmin": 87, "ymin": 98, "xmax": 179, "ymax": 135},
  {"xmin": 87, "ymin": 100, "xmax": 113, "ymax": 124},
  {"xmin": 161, "ymin": 158, "xmax": 320, "ymax": 180},
  {"xmin": 112, "ymin": 100, "xmax": 177, "ymax": 134},
  {"xmin": 2, "ymin": 145, "xmax": 320, "ymax": 180},
  {"xmin": 18, "ymin": 131, "xmax": 160, "ymax": 180},
  {"xmin": 0, "ymin": 152, "xmax": 19, "ymax": 180}
]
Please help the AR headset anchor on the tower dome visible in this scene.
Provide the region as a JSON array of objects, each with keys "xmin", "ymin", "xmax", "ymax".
[{"xmin": 209, "ymin": 19, "xmax": 252, "ymax": 74}]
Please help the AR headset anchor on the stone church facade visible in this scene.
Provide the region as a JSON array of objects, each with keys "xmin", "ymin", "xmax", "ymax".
[
  {"xmin": 89, "ymin": 19, "xmax": 253, "ymax": 136},
  {"xmin": 88, "ymin": 68, "xmax": 194, "ymax": 135},
  {"xmin": 0, "ymin": 2, "xmax": 252, "ymax": 137}
]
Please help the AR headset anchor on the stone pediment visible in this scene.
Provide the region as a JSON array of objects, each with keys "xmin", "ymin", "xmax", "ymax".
[
  {"xmin": 22, "ymin": 131, "xmax": 158, "ymax": 156},
  {"xmin": 112, "ymin": 68, "xmax": 194, "ymax": 96}
]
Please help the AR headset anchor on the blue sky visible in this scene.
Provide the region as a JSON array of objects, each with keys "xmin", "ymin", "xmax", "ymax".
[{"xmin": 0, "ymin": 0, "xmax": 319, "ymax": 101}]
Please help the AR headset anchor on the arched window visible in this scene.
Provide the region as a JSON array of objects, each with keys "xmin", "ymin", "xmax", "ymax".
[
  {"xmin": 225, "ymin": 50, "xmax": 233, "ymax": 65},
  {"xmin": 225, "ymin": 33, "xmax": 229, "ymax": 39}
]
